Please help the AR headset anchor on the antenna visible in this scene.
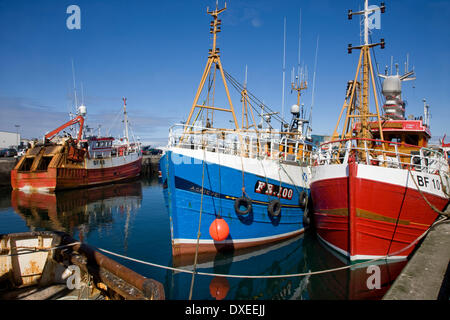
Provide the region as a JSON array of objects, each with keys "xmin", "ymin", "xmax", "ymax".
[
  {"xmin": 71, "ymin": 59, "xmax": 78, "ymax": 109},
  {"xmin": 390, "ymin": 56, "xmax": 393, "ymax": 75},
  {"xmin": 290, "ymin": 12, "xmax": 308, "ymax": 122},
  {"xmin": 81, "ymin": 82, "xmax": 85, "ymax": 105},
  {"xmin": 307, "ymin": 35, "xmax": 319, "ymax": 135},
  {"xmin": 406, "ymin": 53, "xmax": 409, "ymax": 73},
  {"xmin": 359, "ymin": 3, "xmax": 363, "ymax": 45},
  {"xmin": 423, "ymin": 98, "xmax": 431, "ymax": 127},
  {"xmin": 291, "ymin": 67, "xmax": 294, "ymax": 89},
  {"xmin": 123, "ymin": 97, "xmax": 129, "ymax": 143},
  {"xmin": 244, "ymin": 64, "xmax": 248, "ymax": 89},
  {"xmin": 281, "ymin": 17, "xmax": 287, "ymax": 122},
  {"xmin": 297, "ymin": 9, "xmax": 302, "ymax": 85}
]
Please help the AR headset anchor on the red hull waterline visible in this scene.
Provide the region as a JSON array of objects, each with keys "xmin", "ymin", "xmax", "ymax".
[
  {"xmin": 311, "ymin": 161, "xmax": 448, "ymax": 261},
  {"xmin": 11, "ymin": 158, "xmax": 142, "ymax": 192}
]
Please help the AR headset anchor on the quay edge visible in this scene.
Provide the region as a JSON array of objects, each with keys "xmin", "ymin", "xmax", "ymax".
[
  {"xmin": 383, "ymin": 211, "xmax": 450, "ymax": 300},
  {"xmin": 0, "ymin": 158, "xmax": 17, "ymax": 188}
]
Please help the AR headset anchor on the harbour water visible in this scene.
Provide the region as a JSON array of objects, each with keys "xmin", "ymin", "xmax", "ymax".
[{"xmin": 0, "ymin": 175, "xmax": 407, "ymax": 300}]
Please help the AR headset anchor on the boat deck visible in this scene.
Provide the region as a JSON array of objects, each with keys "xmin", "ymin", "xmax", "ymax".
[{"xmin": 1, "ymin": 283, "xmax": 105, "ymax": 300}]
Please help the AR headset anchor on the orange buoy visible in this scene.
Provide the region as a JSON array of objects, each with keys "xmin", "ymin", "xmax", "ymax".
[
  {"xmin": 209, "ymin": 218, "xmax": 229, "ymax": 241},
  {"xmin": 209, "ymin": 276, "xmax": 230, "ymax": 300}
]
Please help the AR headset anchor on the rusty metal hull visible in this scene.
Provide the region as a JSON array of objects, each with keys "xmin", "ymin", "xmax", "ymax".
[
  {"xmin": 11, "ymin": 157, "xmax": 142, "ymax": 192},
  {"xmin": 0, "ymin": 231, "xmax": 164, "ymax": 300}
]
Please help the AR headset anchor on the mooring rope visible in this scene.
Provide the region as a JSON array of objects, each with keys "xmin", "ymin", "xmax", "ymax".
[
  {"xmin": 438, "ymin": 172, "xmax": 450, "ymax": 199},
  {"xmin": 92, "ymin": 216, "xmax": 448, "ymax": 279},
  {"xmin": 188, "ymin": 139, "xmax": 207, "ymax": 300},
  {"xmin": 3, "ymin": 217, "xmax": 448, "ymax": 279},
  {"xmin": 408, "ymin": 169, "xmax": 450, "ymax": 218}
]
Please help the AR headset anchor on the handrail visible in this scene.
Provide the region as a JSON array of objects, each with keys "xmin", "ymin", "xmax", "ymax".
[
  {"xmin": 319, "ymin": 137, "xmax": 428, "ymax": 151},
  {"xmin": 171, "ymin": 123, "xmax": 316, "ymax": 142},
  {"xmin": 314, "ymin": 137, "xmax": 449, "ymax": 175},
  {"xmin": 168, "ymin": 123, "xmax": 315, "ymax": 164}
]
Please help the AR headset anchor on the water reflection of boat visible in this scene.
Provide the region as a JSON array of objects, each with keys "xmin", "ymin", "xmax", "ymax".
[
  {"xmin": 167, "ymin": 230, "xmax": 311, "ymax": 300},
  {"xmin": 11, "ymin": 181, "xmax": 143, "ymax": 238},
  {"xmin": 303, "ymin": 232, "xmax": 407, "ymax": 300}
]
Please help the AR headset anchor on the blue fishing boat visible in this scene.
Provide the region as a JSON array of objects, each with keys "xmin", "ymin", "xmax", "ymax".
[{"xmin": 160, "ymin": 4, "xmax": 315, "ymax": 256}]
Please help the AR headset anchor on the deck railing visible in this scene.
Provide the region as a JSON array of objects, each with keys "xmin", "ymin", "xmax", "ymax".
[
  {"xmin": 168, "ymin": 124, "xmax": 314, "ymax": 164},
  {"xmin": 315, "ymin": 138, "xmax": 449, "ymax": 175}
]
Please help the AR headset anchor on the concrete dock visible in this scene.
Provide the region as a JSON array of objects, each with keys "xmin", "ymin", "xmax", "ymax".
[
  {"xmin": 0, "ymin": 158, "xmax": 17, "ymax": 188},
  {"xmin": 141, "ymin": 154, "xmax": 161, "ymax": 176},
  {"xmin": 383, "ymin": 214, "xmax": 450, "ymax": 300}
]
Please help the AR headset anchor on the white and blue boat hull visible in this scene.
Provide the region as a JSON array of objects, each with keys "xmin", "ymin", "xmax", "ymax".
[{"xmin": 160, "ymin": 147, "xmax": 311, "ymax": 256}]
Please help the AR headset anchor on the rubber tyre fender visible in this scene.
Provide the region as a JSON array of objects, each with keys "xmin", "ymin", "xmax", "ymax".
[
  {"xmin": 234, "ymin": 197, "xmax": 252, "ymax": 215},
  {"xmin": 298, "ymin": 190, "xmax": 307, "ymax": 209},
  {"xmin": 267, "ymin": 199, "xmax": 282, "ymax": 217}
]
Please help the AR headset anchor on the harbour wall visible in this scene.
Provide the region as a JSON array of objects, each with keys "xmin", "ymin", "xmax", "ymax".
[
  {"xmin": 0, "ymin": 158, "xmax": 17, "ymax": 188},
  {"xmin": 383, "ymin": 209, "xmax": 450, "ymax": 300},
  {"xmin": 141, "ymin": 154, "xmax": 161, "ymax": 176}
]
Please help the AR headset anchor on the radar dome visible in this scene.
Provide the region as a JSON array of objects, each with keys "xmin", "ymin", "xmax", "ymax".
[
  {"xmin": 78, "ymin": 105, "xmax": 87, "ymax": 117},
  {"xmin": 290, "ymin": 104, "xmax": 300, "ymax": 114},
  {"xmin": 382, "ymin": 76, "xmax": 402, "ymax": 97}
]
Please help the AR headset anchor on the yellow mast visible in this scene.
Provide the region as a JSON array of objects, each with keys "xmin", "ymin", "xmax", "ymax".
[
  {"xmin": 291, "ymin": 78, "xmax": 307, "ymax": 113},
  {"xmin": 332, "ymin": 0, "xmax": 386, "ymax": 150},
  {"xmin": 184, "ymin": 2, "xmax": 240, "ymax": 131},
  {"xmin": 240, "ymin": 66, "xmax": 259, "ymax": 131}
]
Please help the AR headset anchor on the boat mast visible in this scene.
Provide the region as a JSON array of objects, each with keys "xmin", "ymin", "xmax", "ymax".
[
  {"xmin": 291, "ymin": 10, "xmax": 307, "ymax": 110},
  {"xmin": 291, "ymin": 70, "xmax": 307, "ymax": 112},
  {"xmin": 123, "ymin": 97, "xmax": 129, "ymax": 144},
  {"xmin": 281, "ymin": 17, "xmax": 287, "ymax": 124},
  {"xmin": 183, "ymin": 2, "xmax": 239, "ymax": 131},
  {"xmin": 289, "ymin": 11, "xmax": 308, "ymax": 138},
  {"xmin": 71, "ymin": 59, "xmax": 78, "ymax": 112},
  {"xmin": 333, "ymin": 0, "xmax": 386, "ymax": 144}
]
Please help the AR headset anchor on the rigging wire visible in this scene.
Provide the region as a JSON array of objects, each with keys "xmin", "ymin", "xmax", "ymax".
[
  {"xmin": 223, "ymin": 69, "xmax": 288, "ymax": 126},
  {"xmin": 106, "ymin": 107, "xmax": 127, "ymax": 137},
  {"xmin": 307, "ymin": 35, "xmax": 319, "ymax": 134},
  {"xmin": 369, "ymin": 34, "xmax": 386, "ymax": 114}
]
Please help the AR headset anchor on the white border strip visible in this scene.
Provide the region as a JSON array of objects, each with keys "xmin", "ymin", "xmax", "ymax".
[
  {"xmin": 173, "ymin": 229, "xmax": 303, "ymax": 245},
  {"xmin": 317, "ymin": 234, "xmax": 407, "ymax": 261}
]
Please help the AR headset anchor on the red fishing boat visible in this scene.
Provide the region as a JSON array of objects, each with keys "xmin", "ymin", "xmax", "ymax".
[
  {"xmin": 310, "ymin": 1, "xmax": 449, "ymax": 261},
  {"xmin": 11, "ymin": 98, "xmax": 142, "ymax": 192}
]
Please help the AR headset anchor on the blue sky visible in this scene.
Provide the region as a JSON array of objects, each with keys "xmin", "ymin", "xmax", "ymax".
[{"xmin": 0, "ymin": 0, "xmax": 449, "ymax": 146}]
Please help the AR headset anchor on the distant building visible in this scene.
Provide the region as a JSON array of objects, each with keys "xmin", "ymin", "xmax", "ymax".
[{"xmin": 0, "ymin": 131, "xmax": 20, "ymax": 149}]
